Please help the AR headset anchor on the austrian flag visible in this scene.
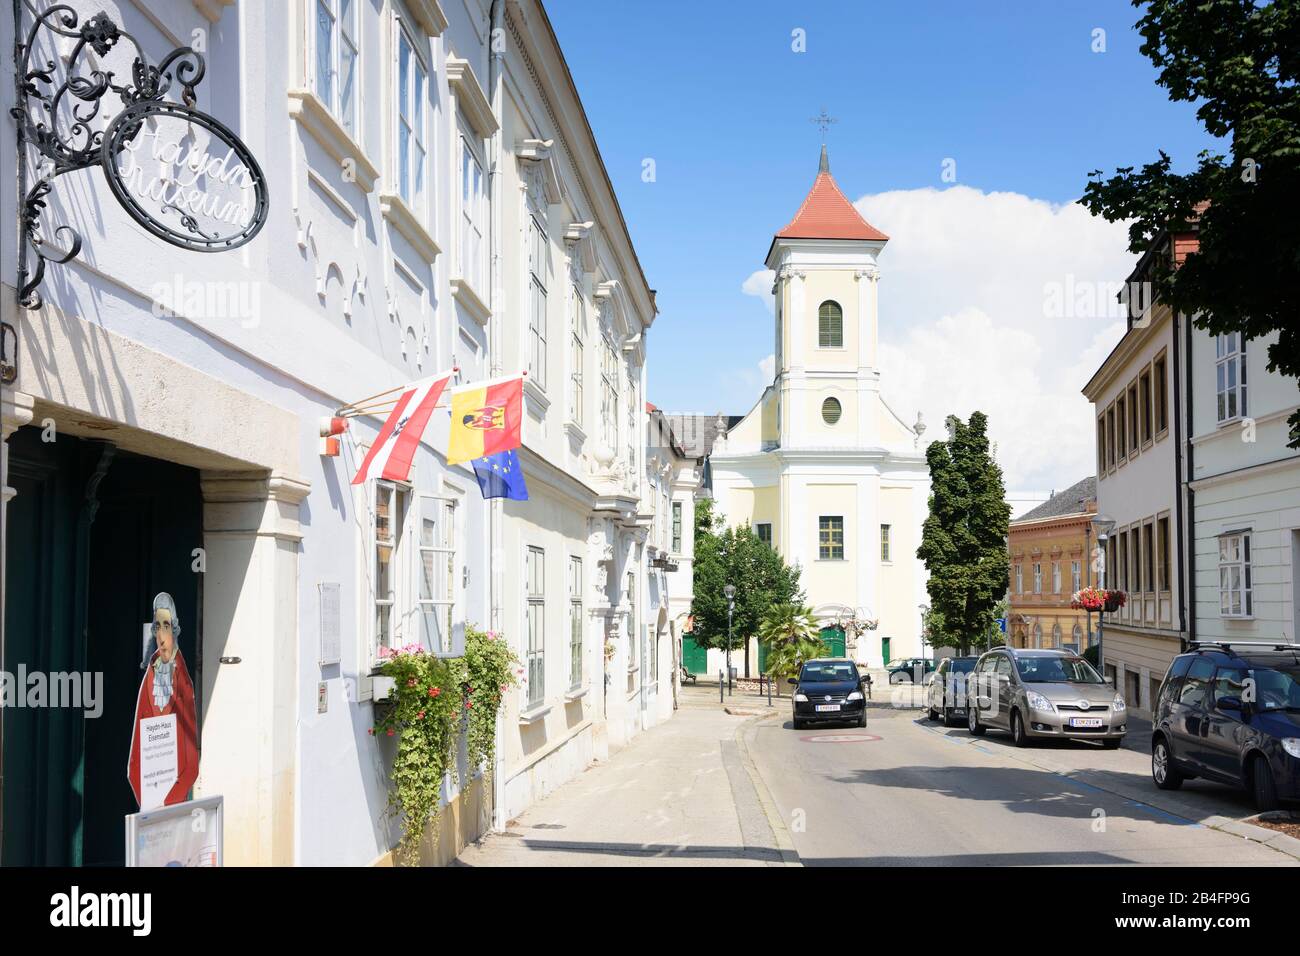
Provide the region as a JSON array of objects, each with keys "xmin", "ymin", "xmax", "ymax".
[{"xmin": 350, "ymin": 372, "xmax": 453, "ymax": 485}]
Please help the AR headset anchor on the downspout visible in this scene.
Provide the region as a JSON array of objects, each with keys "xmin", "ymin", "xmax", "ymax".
[
  {"xmin": 487, "ymin": 0, "xmax": 506, "ymax": 831},
  {"xmin": 1182, "ymin": 304, "xmax": 1196, "ymax": 649}
]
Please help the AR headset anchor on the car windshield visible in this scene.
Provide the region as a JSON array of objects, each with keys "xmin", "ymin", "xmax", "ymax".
[
  {"xmin": 1250, "ymin": 666, "xmax": 1300, "ymax": 711},
  {"xmin": 800, "ymin": 662, "xmax": 858, "ymax": 682},
  {"xmin": 950, "ymin": 660, "xmax": 977, "ymax": 674},
  {"xmin": 1015, "ymin": 656, "xmax": 1104, "ymax": 684}
]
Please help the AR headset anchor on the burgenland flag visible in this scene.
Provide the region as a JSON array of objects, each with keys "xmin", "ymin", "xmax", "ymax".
[
  {"xmin": 351, "ymin": 372, "xmax": 453, "ymax": 485},
  {"xmin": 446, "ymin": 374, "xmax": 523, "ymax": 466}
]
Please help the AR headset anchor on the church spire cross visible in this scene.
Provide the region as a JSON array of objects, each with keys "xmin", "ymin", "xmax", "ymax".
[{"xmin": 810, "ymin": 108, "xmax": 837, "ymax": 141}]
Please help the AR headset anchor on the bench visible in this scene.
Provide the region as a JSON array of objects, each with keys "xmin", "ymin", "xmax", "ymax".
[{"xmin": 680, "ymin": 665, "xmax": 697, "ymax": 685}]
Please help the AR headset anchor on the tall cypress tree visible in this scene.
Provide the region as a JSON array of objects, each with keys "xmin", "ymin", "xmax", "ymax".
[{"xmin": 917, "ymin": 412, "xmax": 1011, "ymax": 655}]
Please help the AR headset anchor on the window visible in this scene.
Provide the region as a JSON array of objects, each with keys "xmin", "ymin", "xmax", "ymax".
[
  {"xmin": 648, "ymin": 625, "xmax": 658, "ymax": 684},
  {"xmin": 568, "ymin": 556, "xmax": 583, "ymax": 691},
  {"xmin": 1127, "ymin": 381, "xmax": 1139, "ymax": 456},
  {"xmin": 568, "ymin": 285, "xmax": 584, "ymax": 426},
  {"xmin": 1139, "ymin": 368, "xmax": 1153, "ymax": 444},
  {"xmin": 821, "ymin": 397, "xmax": 842, "ymax": 425},
  {"xmin": 1218, "ymin": 532, "xmax": 1253, "ymax": 617},
  {"xmin": 1096, "ymin": 416, "xmax": 1105, "ymax": 474},
  {"xmin": 1106, "ymin": 405, "xmax": 1116, "ymax": 469},
  {"xmin": 672, "ymin": 501, "xmax": 683, "ymax": 552},
  {"xmin": 818, "ymin": 301, "xmax": 843, "ymax": 348},
  {"xmin": 396, "ymin": 26, "xmax": 427, "ymax": 212},
  {"xmin": 525, "ymin": 546, "xmax": 545, "ymax": 708},
  {"xmin": 1157, "ymin": 516, "xmax": 1170, "ymax": 592},
  {"xmin": 880, "ymin": 524, "xmax": 891, "ymax": 562},
  {"xmin": 756, "ymin": 522, "xmax": 773, "ymax": 547},
  {"xmin": 818, "ymin": 516, "xmax": 844, "ymax": 560},
  {"xmin": 1117, "ymin": 531, "xmax": 1128, "ymax": 592},
  {"xmin": 1014, "ymin": 563, "xmax": 1023, "ymax": 594},
  {"xmin": 1216, "ymin": 333, "xmax": 1247, "ymax": 422},
  {"xmin": 1052, "ymin": 561, "xmax": 1061, "ymax": 594},
  {"xmin": 625, "ymin": 367, "xmax": 638, "ymax": 481},
  {"xmin": 417, "ymin": 495, "xmax": 456, "ymax": 654},
  {"xmin": 460, "ymin": 133, "xmax": 486, "ymax": 290},
  {"xmin": 526, "ymin": 214, "xmax": 548, "ymax": 390},
  {"xmin": 1071, "ymin": 559, "xmax": 1081, "ymax": 592},
  {"xmin": 1178, "ymin": 658, "xmax": 1215, "ymax": 709},
  {"xmin": 315, "ymin": 0, "xmax": 359, "ymax": 138},
  {"xmin": 1033, "ymin": 562, "xmax": 1042, "ymax": 593},
  {"xmin": 1115, "ymin": 393, "xmax": 1127, "ymax": 462},
  {"xmin": 1143, "ymin": 522, "xmax": 1155, "ymax": 595},
  {"xmin": 626, "ymin": 571, "xmax": 637, "ymax": 674},
  {"xmin": 374, "ymin": 481, "xmax": 408, "ymax": 658},
  {"xmin": 600, "ymin": 331, "xmax": 619, "ymax": 454},
  {"xmin": 1154, "ymin": 353, "xmax": 1168, "ymax": 434}
]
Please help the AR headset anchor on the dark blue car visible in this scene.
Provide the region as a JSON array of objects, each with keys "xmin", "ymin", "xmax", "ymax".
[
  {"xmin": 1151, "ymin": 641, "xmax": 1300, "ymax": 810},
  {"xmin": 790, "ymin": 658, "xmax": 868, "ymax": 730}
]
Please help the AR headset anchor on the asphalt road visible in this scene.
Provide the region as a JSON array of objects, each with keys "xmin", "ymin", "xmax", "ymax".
[{"xmin": 745, "ymin": 697, "xmax": 1297, "ymax": 866}]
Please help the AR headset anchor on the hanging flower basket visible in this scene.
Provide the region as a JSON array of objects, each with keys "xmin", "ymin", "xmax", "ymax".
[
  {"xmin": 1103, "ymin": 589, "xmax": 1127, "ymax": 612},
  {"xmin": 1070, "ymin": 587, "xmax": 1126, "ymax": 613}
]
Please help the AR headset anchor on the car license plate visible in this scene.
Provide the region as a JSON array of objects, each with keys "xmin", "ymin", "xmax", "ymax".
[
  {"xmin": 1069, "ymin": 717, "xmax": 1103, "ymax": 728},
  {"xmin": 815, "ymin": 704, "xmax": 841, "ymax": 712}
]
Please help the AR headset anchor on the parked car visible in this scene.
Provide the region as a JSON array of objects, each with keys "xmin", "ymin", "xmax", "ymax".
[
  {"xmin": 926, "ymin": 656, "xmax": 979, "ymax": 726},
  {"xmin": 887, "ymin": 657, "xmax": 936, "ymax": 684},
  {"xmin": 1151, "ymin": 641, "xmax": 1300, "ymax": 811},
  {"xmin": 790, "ymin": 658, "xmax": 868, "ymax": 729},
  {"xmin": 967, "ymin": 647, "xmax": 1126, "ymax": 748}
]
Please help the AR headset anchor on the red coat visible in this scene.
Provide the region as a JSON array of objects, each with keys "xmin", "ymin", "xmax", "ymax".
[{"xmin": 127, "ymin": 650, "xmax": 200, "ymax": 809}]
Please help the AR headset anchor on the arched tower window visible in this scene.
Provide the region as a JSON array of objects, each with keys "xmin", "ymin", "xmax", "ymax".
[{"xmin": 818, "ymin": 301, "xmax": 843, "ymax": 348}]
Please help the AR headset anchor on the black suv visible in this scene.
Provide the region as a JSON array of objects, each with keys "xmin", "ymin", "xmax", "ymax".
[{"xmin": 1151, "ymin": 641, "xmax": 1300, "ymax": 810}]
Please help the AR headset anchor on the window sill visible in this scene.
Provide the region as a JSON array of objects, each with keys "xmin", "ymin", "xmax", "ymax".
[
  {"xmin": 380, "ymin": 192, "xmax": 441, "ymax": 264},
  {"xmin": 451, "ymin": 277, "xmax": 491, "ymax": 325},
  {"xmin": 564, "ymin": 420, "xmax": 587, "ymax": 443},
  {"xmin": 523, "ymin": 377, "xmax": 550, "ymax": 414},
  {"xmin": 564, "ymin": 685, "xmax": 588, "ymax": 702},
  {"xmin": 287, "ymin": 89, "xmax": 379, "ymax": 192},
  {"xmin": 518, "ymin": 703, "xmax": 551, "ymax": 724}
]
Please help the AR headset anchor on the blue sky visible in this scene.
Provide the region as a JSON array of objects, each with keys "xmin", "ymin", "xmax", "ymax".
[{"xmin": 547, "ymin": 0, "xmax": 1217, "ymax": 490}]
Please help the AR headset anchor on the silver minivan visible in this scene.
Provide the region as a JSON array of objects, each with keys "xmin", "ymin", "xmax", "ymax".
[{"xmin": 967, "ymin": 647, "xmax": 1127, "ymax": 748}]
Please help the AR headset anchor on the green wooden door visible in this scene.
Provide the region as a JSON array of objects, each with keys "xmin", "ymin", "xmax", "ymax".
[
  {"xmin": 819, "ymin": 626, "xmax": 846, "ymax": 657},
  {"xmin": 881, "ymin": 636, "xmax": 892, "ymax": 665},
  {"xmin": 2, "ymin": 430, "xmax": 202, "ymax": 866},
  {"xmin": 682, "ymin": 635, "xmax": 708, "ymax": 674},
  {"xmin": 757, "ymin": 639, "xmax": 768, "ymax": 674}
]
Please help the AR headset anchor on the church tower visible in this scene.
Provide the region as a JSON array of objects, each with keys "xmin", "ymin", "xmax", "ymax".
[
  {"xmin": 766, "ymin": 145, "xmax": 890, "ymax": 451},
  {"xmin": 700, "ymin": 144, "xmax": 931, "ymax": 670}
]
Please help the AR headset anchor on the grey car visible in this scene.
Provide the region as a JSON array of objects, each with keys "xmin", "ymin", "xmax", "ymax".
[{"xmin": 966, "ymin": 647, "xmax": 1128, "ymax": 748}]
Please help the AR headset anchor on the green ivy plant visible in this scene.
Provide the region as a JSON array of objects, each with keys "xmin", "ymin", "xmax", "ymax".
[{"xmin": 372, "ymin": 626, "xmax": 519, "ymax": 865}]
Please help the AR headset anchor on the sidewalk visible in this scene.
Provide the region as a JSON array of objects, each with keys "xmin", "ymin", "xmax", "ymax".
[{"xmin": 454, "ymin": 685, "xmax": 796, "ymax": 866}]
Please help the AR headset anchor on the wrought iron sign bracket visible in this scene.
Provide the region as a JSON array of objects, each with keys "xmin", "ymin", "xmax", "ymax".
[{"xmin": 11, "ymin": 0, "xmax": 206, "ymax": 310}]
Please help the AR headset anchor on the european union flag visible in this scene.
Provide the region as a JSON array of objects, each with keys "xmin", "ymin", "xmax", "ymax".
[{"xmin": 472, "ymin": 449, "xmax": 529, "ymax": 501}]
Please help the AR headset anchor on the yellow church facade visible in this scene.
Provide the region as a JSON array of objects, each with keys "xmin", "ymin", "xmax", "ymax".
[{"xmin": 708, "ymin": 148, "xmax": 930, "ymax": 667}]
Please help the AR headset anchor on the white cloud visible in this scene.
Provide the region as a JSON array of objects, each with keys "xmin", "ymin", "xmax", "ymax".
[
  {"xmin": 741, "ymin": 185, "xmax": 1133, "ymax": 491},
  {"xmin": 758, "ymin": 352, "xmax": 775, "ymax": 381},
  {"xmin": 742, "ymin": 268, "xmax": 775, "ymax": 313}
]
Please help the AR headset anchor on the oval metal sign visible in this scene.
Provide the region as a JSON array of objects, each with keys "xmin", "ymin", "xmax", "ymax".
[{"xmin": 99, "ymin": 100, "xmax": 268, "ymax": 252}]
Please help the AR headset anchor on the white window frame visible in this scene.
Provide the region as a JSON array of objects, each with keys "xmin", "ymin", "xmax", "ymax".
[
  {"xmin": 568, "ymin": 555, "xmax": 583, "ymax": 692},
  {"xmin": 1215, "ymin": 332, "xmax": 1247, "ymax": 424},
  {"xmin": 395, "ymin": 19, "xmax": 428, "ymax": 216},
  {"xmin": 1218, "ymin": 532, "xmax": 1253, "ymax": 618},
  {"xmin": 880, "ymin": 523, "xmax": 891, "ymax": 563},
  {"xmin": 1015, "ymin": 563, "xmax": 1022, "ymax": 595},
  {"xmin": 313, "ymin": 0, "xmax": 360, "ymax": 138},
  {"xmin": 1033, "ymin": 562, "xmax": 1042, "ymax": 594},
  {"xmin": 1071, "ymin": 559, "xmax": 1081, "ymax": 593},
  {"xmin": 626, "ymin": 571, "xmax": 638, "ymax": 676},
  {"xmin": 525, "ymin": 545, "xmax": 545, "ymax": 708},
  {"xmin": 672, "ymin": 501, "xmax": 683, "ymax": 553},
  {"xmin": 415, "ymin": 493, "xmax": 458, "ymax": 655},
  {"xmin": 526, "ymin": 212, "xmax": 549, "ymax": 390},
  {"xmin": 459, "ymin": 126, "xmax": 486, "ymax": 293},
  {"xmin": 600, "ymin": 329, "xmax": 619, "ymax": 453},
  {"xmin": 372, "ymin": 480, "xmax": 410, "ymax": 664},
  {"xmin": 1052, "ymin": 561, "xmax": 1061, "ymax": 594},
  {"xmin": 569, "ymin": 284, "xmax": 584, "ymax": 427}
]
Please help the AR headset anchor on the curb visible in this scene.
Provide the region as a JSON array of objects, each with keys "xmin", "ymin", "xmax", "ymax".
[
  {"xmin": 914, "ymin": 717, "xmax": 1300, "ymax": 864},
  {"xmin": 734, "ymin": 711, "xmax": 802, "ymax": 867}
]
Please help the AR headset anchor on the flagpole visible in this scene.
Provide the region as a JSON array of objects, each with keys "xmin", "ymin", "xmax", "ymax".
[{"xmin": 336, "ymin": 366, "xmax": 461, "ymax": 416}]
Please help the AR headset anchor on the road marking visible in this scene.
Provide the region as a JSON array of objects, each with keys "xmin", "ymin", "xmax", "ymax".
[{"xmin": 799, "ymin": 733, "xmax": 883, "ymax": 743}]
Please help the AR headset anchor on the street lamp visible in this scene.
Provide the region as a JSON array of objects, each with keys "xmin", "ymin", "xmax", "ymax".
[
  {"xmin": 1091, "ymin": 514, "xmax": 1116, "ymax": 686},
  {"xmin": 918, "ymin": 604, "xmax": 929, "ymax": 668},
  {"xmin": 724, "ymin": 584, "xmax": 736, "ymax": 697}
]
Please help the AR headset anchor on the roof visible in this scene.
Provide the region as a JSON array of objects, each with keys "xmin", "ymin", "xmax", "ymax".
[
  {"xmin": 774, "ymin": 146, "xmax": 889, "ymax": 243},
  {"xmin": 660, "ymin": 412, "xmax": 744, "ymax": 459},
  {"xmin": 1012, "ymin": 476, "xmax": 1097, "ymax": 522}
]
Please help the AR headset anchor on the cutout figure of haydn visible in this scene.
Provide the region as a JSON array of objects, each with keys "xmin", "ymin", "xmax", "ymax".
[{"xmin": 127, "ymin": 592, "xmax": 200, "ymax": 809}]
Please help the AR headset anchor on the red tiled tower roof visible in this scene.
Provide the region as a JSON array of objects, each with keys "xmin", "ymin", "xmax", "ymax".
[{"xmin": 775, "ymin": 146, "xmax": 889, "ymax": 242}]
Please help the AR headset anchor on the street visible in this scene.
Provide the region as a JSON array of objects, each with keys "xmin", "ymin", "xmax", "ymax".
[{"xmin": 458, "ymin": 684, "xmax": 1299, "ymax": 867}]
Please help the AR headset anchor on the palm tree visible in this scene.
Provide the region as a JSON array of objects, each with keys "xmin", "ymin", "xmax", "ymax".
[{"xmin": 758, "ymin": 604, "xmax": 826, "ymax": 696}]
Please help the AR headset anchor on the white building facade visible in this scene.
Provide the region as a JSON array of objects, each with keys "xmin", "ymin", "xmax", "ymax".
[{"xmin": 1, "ymin": 0, "xmax": 682, "ymax": 867}]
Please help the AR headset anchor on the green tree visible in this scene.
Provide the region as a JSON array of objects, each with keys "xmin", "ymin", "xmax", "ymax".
[
  {"xmin": 1081, "ymin": 0, "xmax": 1300, "ymax": 447},
  {"xmin": 757, "ymin": 603, "xmax": 826, "ymax": 696},
  {"xmin": 917, "ymin": 413, "xmax": 1011, "ymax": 655},
  {"xmin": 690, "ymin": 509, "xmax": 803, "ymax": 677}
]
